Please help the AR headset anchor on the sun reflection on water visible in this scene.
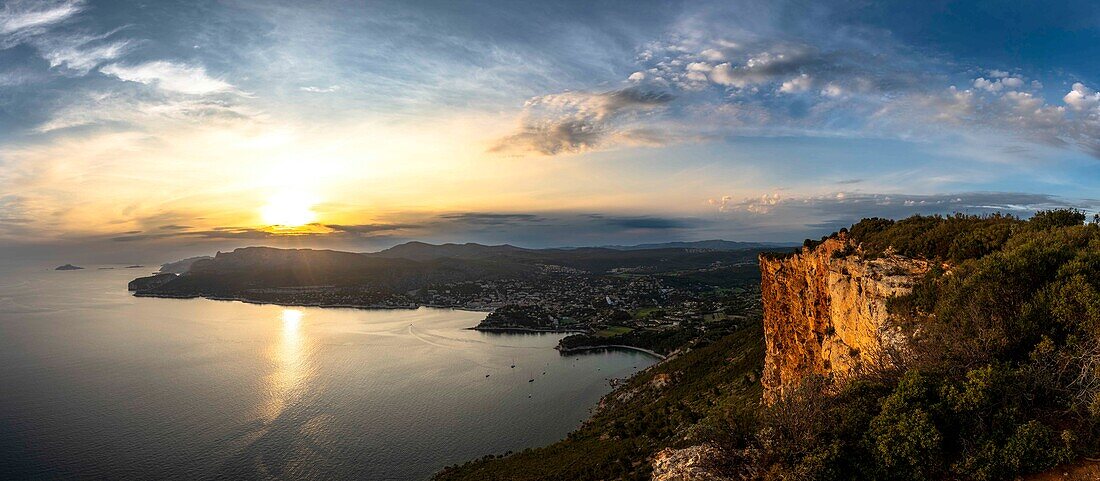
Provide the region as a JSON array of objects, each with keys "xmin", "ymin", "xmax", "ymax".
[{"xmin": 262, "ymin": 308, "xmax": 307, "ymax": 421}]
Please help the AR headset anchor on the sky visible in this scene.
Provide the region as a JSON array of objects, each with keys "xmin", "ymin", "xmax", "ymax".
[{"xmin": 2, "ymin": 0, "xmax": 1100, "ymax": 262}]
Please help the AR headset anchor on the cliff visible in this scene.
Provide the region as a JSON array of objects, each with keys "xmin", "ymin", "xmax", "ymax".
[{"xmin": 759, "ymin": 234, "xmax": 930, "ymax": 404}]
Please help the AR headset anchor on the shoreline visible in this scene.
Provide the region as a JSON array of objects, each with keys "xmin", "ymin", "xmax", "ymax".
[
  {"xmin": 132, "ymin": 292, "xmax": 496, "ymax": 312},
  {"xmin": 470, "ymin": 326, "xmax": 588, "ymax": 334},
  {"xmin": 133, "ymin": 292, "xmax": 664, "ymax": 360},
  {"xmin": 556, "ymin": 344, "xmax": 667, "ymax": 359}
]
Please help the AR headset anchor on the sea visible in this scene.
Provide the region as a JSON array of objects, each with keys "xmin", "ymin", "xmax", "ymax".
[{"xmin": 0, "ymin": 264, "xmax": 656, "ymax": 480}]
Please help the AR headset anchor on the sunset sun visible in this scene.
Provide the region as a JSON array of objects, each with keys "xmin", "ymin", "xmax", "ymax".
[{"xmin": 260, "ymin": 192, "xmax": 317, "ymax": 227}]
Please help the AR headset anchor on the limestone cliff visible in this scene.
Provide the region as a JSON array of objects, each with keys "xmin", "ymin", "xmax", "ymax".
[{"xmin": 759, "ymin": 234, "xmax": 930, "ymax": 404}]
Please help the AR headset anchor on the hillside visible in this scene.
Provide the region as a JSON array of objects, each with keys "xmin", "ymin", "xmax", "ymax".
[
  {"xmin": 131, "ymin": 243, "xmax": 769, "ymax": 299},
  {"xmin": 600, "ymin": 240, "xmax": 797, "ymax": 251},
  {"xmin": 437, "ymin": 210, "xmax": 1100, "ymax": 481},
  {"xmin": 435, "ymin": 320, "xmax": 766, "ymax": 481}
]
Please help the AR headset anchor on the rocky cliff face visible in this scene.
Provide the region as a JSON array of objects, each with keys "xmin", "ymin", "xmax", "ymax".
[{"xmin": 759, "ymin": 234, "xmax": 930, "ymax": 404}]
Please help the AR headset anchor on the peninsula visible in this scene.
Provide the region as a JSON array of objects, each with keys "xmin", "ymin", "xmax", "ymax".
[{"xmin": 131, "ymin": 240, "xmax": 787, "ymax": 356}]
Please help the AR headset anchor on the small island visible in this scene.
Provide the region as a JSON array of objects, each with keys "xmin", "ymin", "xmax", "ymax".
[{"xmin": 55, "ymin": 264, "xmax": 84, "ymax": 270}]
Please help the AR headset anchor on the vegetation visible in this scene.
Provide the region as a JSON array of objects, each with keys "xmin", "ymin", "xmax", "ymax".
[
  {"xmin": 438, "ymin": 210, "xmax": 1100, "ymax": 481},
  {"xmin": 596, "ymin": 326, "xmax": 635, "ymax": 337},
  {"xmin": 738, "ymin": 210, "xmax": 1099, "ymax": 480},
  {"xmin": 435, "ymin": 321, "xmax": 766, "ymax": 480},
  {"xmin": 558, "ymin": 326, "xmax": 700, "ymax": 356},
  {"xmin": 480, "ymin": 305, "xmax": 559, "ymax": 330}
]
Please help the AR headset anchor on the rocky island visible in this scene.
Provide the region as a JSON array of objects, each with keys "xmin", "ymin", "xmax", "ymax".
[{"xmin": 54, "ymin": 264, "xmax": 83, "ymax": 270}]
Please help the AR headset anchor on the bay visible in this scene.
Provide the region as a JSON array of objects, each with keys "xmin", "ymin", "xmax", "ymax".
[{"xmin": 0, "ymin": 266, "xmax": 655, "ymax": 480}]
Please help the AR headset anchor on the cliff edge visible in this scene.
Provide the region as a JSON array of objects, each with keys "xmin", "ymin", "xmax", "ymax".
[{"xmin": 759, "ymin": 234, "xmax": 930, "ymax": 404}]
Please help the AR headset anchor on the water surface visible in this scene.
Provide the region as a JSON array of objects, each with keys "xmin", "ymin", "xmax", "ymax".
[{"xmin": 0, "ymin": 266, "xmax": 655, "ymax": 480}]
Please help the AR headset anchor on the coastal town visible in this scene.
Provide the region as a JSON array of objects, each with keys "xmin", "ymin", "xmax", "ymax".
[{"xmin": 138, "ymin": 258, "xmax": 764, "ymax": 356}]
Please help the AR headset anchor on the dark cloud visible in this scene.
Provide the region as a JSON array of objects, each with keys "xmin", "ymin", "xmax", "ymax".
[
  {"xmin": 586, "ymin": 214, "xmax": 703, "ymax": 230},
  {"xmin": 99, "ymin": 211, "xmax": 715, "ymax": 252},
  {"xmin": 491, "ymin": 88, "xmax": 674, "ymax": 155},
  {"xmin": 110, "ymin": 222, "xmax": 416, "ymax": 242},
  {"xmin": 437, "ymin": 213, "xmax": 544, "ymax": 225},
  {"xmin": 325, "ymin": 223, "xmax": 420, "ymax": 234}
]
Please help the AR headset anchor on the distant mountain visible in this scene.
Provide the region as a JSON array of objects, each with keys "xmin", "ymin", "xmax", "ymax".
[
  {"xmin": 370, "ymin": 240, "xmax": 793, "ymax": 261},
  {"xmin": 55, "ymin": 264, "xmax": 84, "ymax": 271},
  {"xmin": 131, "ymin": 242, "xmax": 788, "ymax": 299},
  {"xmin": 370, "ymin": 241, "xmax": 536, "ymax": 261},
  {"xmin": 599, "ymin": 240, "xmax": 797, "ymax": 251}
]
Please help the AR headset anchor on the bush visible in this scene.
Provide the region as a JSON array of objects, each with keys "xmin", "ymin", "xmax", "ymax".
[{"xmin": 745, "ymin": 211, "xmax": 1100, "ymax": 480}]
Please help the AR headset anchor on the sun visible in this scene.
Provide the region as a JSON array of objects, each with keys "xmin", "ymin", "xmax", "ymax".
[{"xmin": 260, "ymin": 191, "xmax": 317, "ymax": 227}]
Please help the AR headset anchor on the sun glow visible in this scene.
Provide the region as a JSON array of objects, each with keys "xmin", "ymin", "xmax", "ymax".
[{"xmin": 260, "ymin": 191, "xmax": 318, "ymax": 227}]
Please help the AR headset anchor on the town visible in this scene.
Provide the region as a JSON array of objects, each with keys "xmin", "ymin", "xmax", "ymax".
[{"xmin": 213, "ymin": 261, "xmax": 764, "ymax": 356}]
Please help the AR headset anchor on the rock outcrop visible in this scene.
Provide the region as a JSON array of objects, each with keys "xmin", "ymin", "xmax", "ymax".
[
  {"xmin": 759, "ymin": 234, "xmax": 930, "ymax": 404},
  {"xmin": 650, "ymin": 444, "xmax": 730, "ymax": 481}
]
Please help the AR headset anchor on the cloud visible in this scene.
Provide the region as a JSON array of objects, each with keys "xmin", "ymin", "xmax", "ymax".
[
  {"xmin": 437, "ymin": 213, "xmax": 545, "ymax": 225},
  {"xmin": 109, "ymin": 222, "xmax": 418, "ymax": 242},
  {"xmin": 100, "ymin": 61, "xmax": 235, "ymax": 95},
  {"xmin": 491, "ymin": 88, "xmax": 674, "ymax": 155},
  {"xmin": 93, "ymin": 211, "xmax": 712, "ymax": 250},
  {"xmin": 0, "ymin": 1, "xmax": 131, "ymax": 76},
  {"xmin": 779, "ymin": 73, "xmax": 813, "ymax": 94},
  {"xmin": 696, "ymin": 190, "xmax": 1100, "ymax": 241},
  {"xmin": 713, "ymin": 191, "xmax": 1089, "ymax": 223},
  {"xmin": 708, "ymin": 49, "xmax": 815, "ymax": 89},
  {"xmin": 1063, "ymin": 82, "xmax": 1100, "ymax": 112},
  {"xmin": 0, "ymin": 0, "xmax": 83, "ymax": 44},
  {"xmin": 818, "ymin": 83, "xmax": 844, "ymax": 97},
  {"xmin": 45, "ymin": 39, "xmax": 130, "ymax": 74},
  {"xmin": 35, "ymin": 30, "xmax": 132, "ymax": 74},
  {"xmin": 34, "ymin": 90, "xmax": 257, "ymax": 132},
  {"xmin": 640, "ymin": 33, "xmax": 1100, "ymax": 159},
  {"xmin": 586, "ymin": 214, "xmax": 702, "ymax": 230},
  {"xmin": 973, "ymin": 76, "xmax": 1025, "ymax": 93},
  {"xmin": 591, "ymin": 16, "xmax": 1100, "ymax": 160},
  {"xmin": 300, "ymin": 85, "xmax": 340, "ymax": 93}
]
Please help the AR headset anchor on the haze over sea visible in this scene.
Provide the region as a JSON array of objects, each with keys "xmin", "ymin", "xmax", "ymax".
[{"xmin": 0, "ymin": 265, "xmax": 655, "ymax": 480}]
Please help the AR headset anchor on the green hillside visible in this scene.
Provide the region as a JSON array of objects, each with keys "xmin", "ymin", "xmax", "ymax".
[
  {"xmin": 435, "ymin": 320, "xmax": 765, "ymax": 480},
  {"xmin": 438, "ymin": 210, "xmax": 1100, "ymax": 481}
]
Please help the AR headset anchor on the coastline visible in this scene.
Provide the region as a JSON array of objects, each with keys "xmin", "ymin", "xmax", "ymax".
[
  {"xmin": 470, "ymin": 326, "xmax": 588, "ymax": 334},
  {"xmin": 131, "ymin": 292, "xmax": 496, "ymax": 312},
  {"xmin": 133, "ymin": 291, "xmax": 664, "ymax": 360},
  {"xmin": 556, "ymin": 344, "xmax": 667, "ymax": 359}
]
